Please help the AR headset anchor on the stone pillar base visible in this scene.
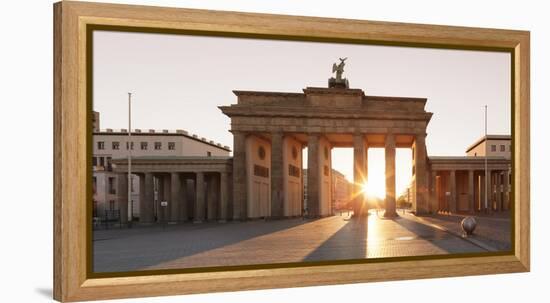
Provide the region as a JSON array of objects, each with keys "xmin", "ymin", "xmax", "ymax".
[{"xmin": 383, "ymin": 211, "xmax": 398, "ymax": 218}]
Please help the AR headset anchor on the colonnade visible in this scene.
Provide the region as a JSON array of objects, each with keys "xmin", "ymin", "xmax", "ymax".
[
  {"xmin": 231, "ymin": 131, "xmax": 429, "ymax": 220},
  {"xmin": 116, "ymin": 171, "xmax": 230, "ymax": 224},
  {"xmin": 430, "ymin": 168, "xmax": 511, "ymax": 213}
]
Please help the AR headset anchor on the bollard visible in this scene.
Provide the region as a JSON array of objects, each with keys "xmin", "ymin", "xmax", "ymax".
[{"xmin": 461, "ymin": 216, "xmax": 477, "ymax": 236}]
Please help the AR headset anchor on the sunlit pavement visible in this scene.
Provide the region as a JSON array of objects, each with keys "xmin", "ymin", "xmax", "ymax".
[
  {"xmin": 406, "ymin": 211, "xmax": 512, "ymax": 251},
  {"xmin": 93, "ymin": 211, "xmax": 486, "ymax": 273}
]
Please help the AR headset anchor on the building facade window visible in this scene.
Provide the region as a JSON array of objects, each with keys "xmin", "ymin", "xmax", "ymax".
[
  {"xmin": 154, "ymin": 142, "xmax": 162, "ymax": 150},
  {"xmin": 92, "ymin": 157, "xmax": 97, "ymax": 166},
  {"xmin": 108, "ymin": 177, "xmax": 116, "ymax": 194},
  {"xmin": 491, "ymin": 144, "xmax": 496, "ymax": 152},
  {"xmin": 99, "ymin": 157, "xmax": 105, "ymax": 168},
  {"xmin": 109, "ymin": 200, "xmax": 115, "ymax": 211},
  {"xmin": 92, "ymin": 177, "xmax": 97, "ymax": 194},
  {"xmin": 168, "ymin": 142, "xmax": 175, "ymax": 150},
  {"xmin": 126, "ymin": 142, "xmax": 134, "ymax": 150},
  {"xmin": 253, "ymin": 164, "xmax": 269, "ymax": 177},
  {"xmin": 288, "ymin": 164, "xmax": 300, "ymax": 177},
  {"xmin": 141, "ymin": 142, "xmax": 148, "ymax": 150},
  {"xmin": 112, "ymin": 141, "xmax": 120, "ymax": 150},
  {"xmin": 500, "ymin": 144, "xmax": 505, "ymax": 152},
  {"xmin": 207, "ymin": 151, "xmax": 212, "ymax": 157},
  {"xmin": 97, "ymin": 141, "xmax": 105, "ymax": 150}
]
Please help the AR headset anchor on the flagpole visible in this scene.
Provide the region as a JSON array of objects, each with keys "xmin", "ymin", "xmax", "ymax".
[
  {"xmin": 484, "ymin": 105, "xmax": 488, "ymax": 213},
  {"xmin": 128, "ymin": 92, "xmax": 133, "ymax": 226}
]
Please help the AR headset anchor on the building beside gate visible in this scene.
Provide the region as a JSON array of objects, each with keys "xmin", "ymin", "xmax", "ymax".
[
  {"xmin": 331, "ymin": 169, "xmax": 353, "ymax": 211},
  {"xmin": 92, "ymin": 111, "xmax": 230, "ymax": 222},
  {"xmin": 429, "ymin": 135, "xmax": 512, "ymax": 214},
  {"xmin": 303, "ymin": 169, "xmax": 353, "ymax": 215}
]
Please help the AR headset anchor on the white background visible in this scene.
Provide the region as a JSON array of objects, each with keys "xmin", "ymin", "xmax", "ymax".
[{"xmin": 0, "ymin": 0, "xmax": 548, "ymax": 302}]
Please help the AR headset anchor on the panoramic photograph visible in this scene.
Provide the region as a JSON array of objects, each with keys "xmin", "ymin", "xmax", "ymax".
[{"xmin": 91, "ymin": 30, "xmax": 512, "ymax": 273}]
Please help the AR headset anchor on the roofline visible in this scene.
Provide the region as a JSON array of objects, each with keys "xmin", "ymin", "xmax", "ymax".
[
  {"xmin": 232, "ymin": 88, "xmax": 427, "ymax": 102},
  {"xmin": 429, "ymin": 156, "xmax": 511, "ymax": 164},
  {"xmin": 233, "ymin": 90, "xmax": 304, "ymax": 97},
  {"xmin": 112, "ymin": 156, "xmax": 233, "ymax": 161},
  {"xmin": 365, "ymin": 95, "xmax": 427, "ymax": 102},
  {"xmin": 429, "ymin": 156, "xmax": 509, "ymax": 160},
  {"xmin": 93, "ymin": 131, "xmax": 231, "ymax": 152},
  {"xmin": 465, "ymin": 134, "xmax": 511, "ymax": 153}
]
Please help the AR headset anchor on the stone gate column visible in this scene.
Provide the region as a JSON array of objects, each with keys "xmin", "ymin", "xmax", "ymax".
[
  {"xmin": 307, "ymin": 133, "xmax": 320, "ymax": 217},
  {"xmin": 207, "ymin": 174, "xmax": 219, "ymax": 221},
  {"xmin": 384, "ymin": 133, "xmax": 397, "ymax": 218},
  {"xmin": 449, "ymin": 170, "xmax": 457, "ymax": 213},
  {"xmin": 430, "ymin": 170, "xmax": 438, "ymax": 213},
  {"xmin": 140, "ymin": 173, "xmax": 154, "ymax": 223},
  {"xmin": 496, "ymin": 171, "xmax": 502, "ymax": 212},
  {"xmin": 232, "ymin": 131, "xmax": 247, "ymax": 220},
  {"xmin": 479, "ymin": 173, "xmax": 487, "ymax": 212},
  {"xmin": 504, "ymin": 169, "xmax": 510, "ymax": 210},
  {"xmin": 138, "ymin": 174, "xmax": 146, "ymax": 222},
  {"xmin": 117, "ymin": 174, "xmax": 128, "ymax": 224},
  {"xmin": 219, "ymin": 172, "xmax": 229, "ymax": 222},
  {"xmin": 180, "ymin": 176, "xmax": 188, "ymax": 221},
  {"xmin": 161, "ymin": 175, "xmax": 171, "ymax": 223},
  {"xmin": 468, "ymin": 170, "xmax": 475, "ymax": 214},
  {"xmin": 414, "ymin": 134, "xmax": 429, "ymax": 214},
  {"xmin": 353, "ymin": 133, "xmax": 366, "ymax": 216},
  {"xmin": 492, "ymin": 169, "xmax": 494, "ymax": 213},
  {"xmin": 170, "ymin": 172, "xmax": 181, "ymax": 223},
  {"xmin": 194, "ymin": 172, "xmax": 205, "ymax": 223},
  {"xmin": 271, "ymin": 131, "xmax": 284, "ymax": 218}
]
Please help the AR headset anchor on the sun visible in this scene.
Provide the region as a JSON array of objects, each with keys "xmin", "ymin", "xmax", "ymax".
[{"xmin": 362, "ymin": 180, "xmax": 385, "ymax": 199}]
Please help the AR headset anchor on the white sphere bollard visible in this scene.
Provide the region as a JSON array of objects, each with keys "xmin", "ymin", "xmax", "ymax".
[{"xmin": 461, "ymin": 216, "xmax": 477, "ymax": 236}]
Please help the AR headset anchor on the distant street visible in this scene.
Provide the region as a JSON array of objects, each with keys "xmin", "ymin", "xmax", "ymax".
[{"xmin": 92, "ymin": 210, "xmax": 504, "ymax": 273}]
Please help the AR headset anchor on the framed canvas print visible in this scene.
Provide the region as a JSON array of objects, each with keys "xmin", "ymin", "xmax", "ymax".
[{"xmin": 53, "ymin": 1, "xmax": 530, "ymax": 302}]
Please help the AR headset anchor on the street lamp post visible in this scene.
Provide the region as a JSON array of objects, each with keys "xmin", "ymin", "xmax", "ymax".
[
  {"xmin": 128, "ymin": 92, "xmax": 133, "ymax": 227},
  {"xmin": 484, "ymin": 105, "xmax": 488, "ymax": 213}
]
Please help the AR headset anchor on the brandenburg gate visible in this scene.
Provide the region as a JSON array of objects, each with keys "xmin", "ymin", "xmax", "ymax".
[
  {"xmin": 220, "ymin": 63, "xmax": 433, "ymax": 219},
  {"xmin": 110, "ymin": 61, "xmax": 510, "ymax": 223}
]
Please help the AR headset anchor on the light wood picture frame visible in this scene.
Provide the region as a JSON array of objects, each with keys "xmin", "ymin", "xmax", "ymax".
[{"xmin": 53, "ymin": 1, "xmax": 530, "ymax": 302}]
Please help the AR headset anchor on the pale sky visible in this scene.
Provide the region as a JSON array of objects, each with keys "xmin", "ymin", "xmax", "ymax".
[{"xmin": 93, "ymin": 30, "xmax": 510, "ymax": 197}]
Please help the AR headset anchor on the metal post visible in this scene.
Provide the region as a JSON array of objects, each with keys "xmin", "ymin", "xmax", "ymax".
[
  {"xmin": 484, "ymin": 105, "xmax": 488, "ymax": 213},
  {"xmin": 128, "ymin": 92, "xmax": 133, "ymax": 227}
]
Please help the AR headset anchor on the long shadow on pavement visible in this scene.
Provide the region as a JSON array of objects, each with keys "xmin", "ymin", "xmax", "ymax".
[
  {"xmin": 93, "ymin": 218, "xmax": 312, "ymax": 273},
  {"xmin": 303, "ymin": 216, "xmax": 367, "ymax": 262}
]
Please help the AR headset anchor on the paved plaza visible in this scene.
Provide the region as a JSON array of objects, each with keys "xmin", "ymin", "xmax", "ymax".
[
  {"xmin": 411, "ymin": 211, "xmax": 512, "ymax": 251},
  {"xmin": 92, "ymin": 210, "xmax": 510, "ymax": 273}
]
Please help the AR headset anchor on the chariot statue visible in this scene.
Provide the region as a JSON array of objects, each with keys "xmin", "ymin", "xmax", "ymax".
[
  {"xmin": 329, "ymin": 57, "xmax": 349, "ymax": 88},
  {"xmin": 332, "ymin": 57, "xmax": 347, "ymax": 81}
]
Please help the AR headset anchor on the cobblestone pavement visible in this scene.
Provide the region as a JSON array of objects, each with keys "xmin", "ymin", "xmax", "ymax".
[
  {"xmin": 409, "ymin": 211, "xmax": 512, "ymax": 251},
  {"xmin": 93, "ymin": 211, "xmax": 486, "ymax": 273}
]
